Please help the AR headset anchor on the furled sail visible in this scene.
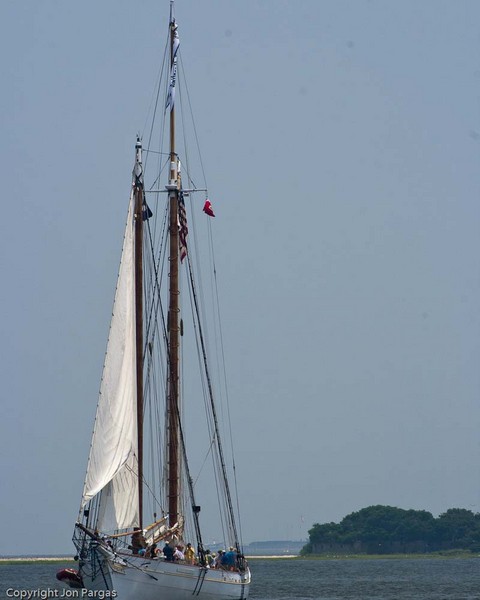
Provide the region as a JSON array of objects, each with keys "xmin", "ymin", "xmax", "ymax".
[{"xmin": 80, "ymin": 192, "xmax": 139, "ymax": 531}]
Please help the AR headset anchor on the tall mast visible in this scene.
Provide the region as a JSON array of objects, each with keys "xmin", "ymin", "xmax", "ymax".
[
  {"xmin": 134, "ymin": 138, "xmax": 144, "ymax": 529},
  {"xmin": 166, "ymin": 1, "xmax": 180, "ymax": 529}
]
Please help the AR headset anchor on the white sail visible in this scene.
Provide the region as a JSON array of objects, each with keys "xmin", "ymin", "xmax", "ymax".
[
  {"xmin": 95, "ymin": 459, "xmax": 139, "ymax": 532},
  {"xmin": 80, "ymin": 193, "xmax": 138, "ymax": 531}
]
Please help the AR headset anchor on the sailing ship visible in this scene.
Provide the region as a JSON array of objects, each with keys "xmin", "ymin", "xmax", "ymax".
[{"xmin": 57, "ymin": 3, "xmax": 251, "ymax": 599}]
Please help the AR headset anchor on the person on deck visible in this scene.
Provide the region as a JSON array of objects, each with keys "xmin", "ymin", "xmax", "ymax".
[
  {"xmin": 130, "ymin": 528, "xmax": 147, "ymax": 555},
  {"xmin": 222, "ymin": 546, "xmax": 237, "ymax": 570},
  {"xmin": 214, "ymin": 550, "xmax": 224, "ymax": 569},
  {"xmin": 173, "ymin": 545, "xmax": 185, "ymax": 561},
  {"xmin": 163, "ymin": 541, "xmax": 174, "ymax": 561},
  {"xmin": 185, "ymin": 543, "xmax": 196, "ymax": 565},
  {"xmin": 205, "ymin": 549, "xmax": 214, "ymax": 568}
]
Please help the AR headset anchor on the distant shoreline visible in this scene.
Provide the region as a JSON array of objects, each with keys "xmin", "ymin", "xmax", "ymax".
[
  {"xmin": 292, "ymin": 552, "xmax": 480, "ymax": 560},
  {"xmin": 0, "ymin": 557, "xmax": 75, "ymax": 565},
  {"xmin": 1, "ymin": 551, "xmax": 479, "ymax": 565}
]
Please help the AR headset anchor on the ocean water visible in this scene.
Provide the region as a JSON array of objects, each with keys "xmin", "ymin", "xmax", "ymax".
[
  {"xmin": 250, "ymin": 558, "xmax": 480, "ymax": 599},
  {"xmin": 1, "ymin": 558, "xmax": 480, "ymax": 600}
]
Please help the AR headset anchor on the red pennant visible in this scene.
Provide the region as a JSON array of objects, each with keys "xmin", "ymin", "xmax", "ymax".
[{"xmin": 203, "ymin": 199, "xmax": 215, "ymax": 217}]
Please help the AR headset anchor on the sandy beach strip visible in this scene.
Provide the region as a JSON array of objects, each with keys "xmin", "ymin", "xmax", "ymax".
[{"xmin": 0, "ymin": 557, "xmax": 74, "ymax": 564}]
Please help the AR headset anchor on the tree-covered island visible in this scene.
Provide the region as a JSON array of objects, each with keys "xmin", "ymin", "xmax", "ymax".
[{"xmin": 302, "ymin": 505, "xmax": 480, "ymax": 555}]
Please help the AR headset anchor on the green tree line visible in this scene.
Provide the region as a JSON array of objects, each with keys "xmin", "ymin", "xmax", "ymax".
[{"xmin": 302, "ymin": 505, "xmax": 480, "ymax": 554}]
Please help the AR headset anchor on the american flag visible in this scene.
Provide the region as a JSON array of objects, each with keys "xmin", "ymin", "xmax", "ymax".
[{"xmin": 178, "ymin": 191, "xmax": 188, "ymax": 262}]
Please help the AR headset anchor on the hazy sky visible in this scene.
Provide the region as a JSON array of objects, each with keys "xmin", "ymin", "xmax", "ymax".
[{"xmin": 1, "ymin": 0, "xmax": 479, "ymax": 556}]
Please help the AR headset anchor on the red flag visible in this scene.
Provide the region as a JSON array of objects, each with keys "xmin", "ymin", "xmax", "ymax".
[{"xmin": 203, "ymin": 199, "xmax": 215, "ymax": 217}]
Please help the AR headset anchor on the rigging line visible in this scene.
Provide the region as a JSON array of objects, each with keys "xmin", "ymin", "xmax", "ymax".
[
  {"xmin": 145, "ymin": 148, "xmax": 166, "ymax": 246},
  {"xmin": 145, "ymin": 351, "xmax": 161, "ymax": 519},
  {"xmin": 207, "ymin": 240, "xmax": 245, "ymax": 550},
  {"xmin": 142, "ymin": 209, "xmax": 170, "ymax": 516},
  {"xmin": 208, "ymin": 429, "xmax": 229, "ymax": 546},
  {"xmin": 170, "ymin": 369, "xmax": 206, "ymax": 558},
  {"xmin": 143, "ymin": 26, "xmax": 168, "ymax": 251},
  {"xmin": 184, "ymin": 247, "xmax": 233, "ymax": 546},
  {"xmin": 122, "ymin": 462, "xmax": 165, "ymax": 521},
  {"xmin": 142, "ymin": 25, "xmax": 169, "ymax": 174},
  {"xmin": 192, "ymin": 566, "xmax": 208, "ymax": 596},
  {"xmin": 184, "ymin": 260, "xmax": 229, "ymax": 544},
  {"xmin": 177, "ymin": 76, "xmax": 202, "ymax": 193},
  {"xmin": 143, "ymin": 201, "xmax": 169, "ymax": 353},
  {"xmin": 178, "ymin": 53, "xmax": 208, "ymax": 190},
  {"xmin": 120, "ymin": 556, "xmax": 158, "ymax": 581},
  {"xmin": 192, "ymin": 435, "xmax": 216, "ymax": 487},
  {"xmin": 201, "ymin": 272, "xmax": 234, "ymax": 545},
  {"xmin": 148, "ymin": 157, "xmax": 170, "ymax": 193},
  {"xmin": 153, "ymin": 287, "xmax": 206, "ymax": 554},
  {"xmin": 185, "ymin": 264, "xmax": 217, "ymax": 478},
  {"xmin": 183, "ymin": 187, "xmax": 212, "ymax": 398},
  {"xmin": 209, "ymin": 223, "xmax": 246, "ymax": 549},
  {"xmin": 144, "ymin": 195, "xmax": 169, "ymax": 351},
  {"xmin": 143, "ymin": 149, "xmax": 170, "ymax": 156},
  {"xmin": 185, "ymin": 251, "xmax": 240, "ymax": 546},
  {"xmin": 152, "ymin": 318, "xmax": 168, "ymax": 458},
  {"xmin": 149, "ymin": 351, "xmax": 165, "ymax": 513},
  {"xmin": 177, "ymin": 161, "xmax": 200, "ymax": 192},
  {"xmin": 178, "ymin": 77, "xmax": 191, "ymax": 192},
  {"xmin": 206, "ymin": 221, "xmax": 225, "ymax": 452},
  {"xmin": 183, "ymin": 230, "xmax": 212, "ymax": 444},
  {"xmin": 140, "ymin": 206, "xmax": 204, "ymax": 555},
  {"xmin": 95, "ymin": 550, "xmax": 111, "ymax": 590},
  {"xmin": 141, "ymin": 478, "xmax": 165, "ymax": 520},
  {"xmin": 145, "ymin": 219, "xmax": 171, "ymax": 515},
  {"xmin": 183, "ymin": 262, "xmax": 217, "ymax": 466}
]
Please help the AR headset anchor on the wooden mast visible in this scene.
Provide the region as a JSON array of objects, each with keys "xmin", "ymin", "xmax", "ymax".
[
  {"xmin": 134, "ymin": 138, "xmax": 144, "ymax": 530},
  {"xmin": 167, "ymin": 2, "xmax": 180, "ymax": 529}
]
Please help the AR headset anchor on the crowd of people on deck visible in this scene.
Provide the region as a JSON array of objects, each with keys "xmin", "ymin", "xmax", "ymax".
[
  {"xmin": 126, "ymin": 528, "xmax": 241, "ymax": 570},
  {"xmin": 160, "ymin": 542, "xmax": 240, "ymax": 570}
]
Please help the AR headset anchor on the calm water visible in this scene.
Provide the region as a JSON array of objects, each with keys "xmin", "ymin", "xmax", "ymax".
[{"xmin": 1, "ymin": 558, "xmax": 480, "ymax": 599}]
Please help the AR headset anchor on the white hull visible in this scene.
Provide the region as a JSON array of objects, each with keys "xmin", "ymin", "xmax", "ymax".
[{"xmin": 80, "ymin": 551, "xmax": 250, "ymax": 600}]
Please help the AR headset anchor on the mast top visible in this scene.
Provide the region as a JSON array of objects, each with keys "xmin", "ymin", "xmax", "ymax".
[{"xmin": 134, "ymin": 137, "xmax": 143, "ymax": 183}]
